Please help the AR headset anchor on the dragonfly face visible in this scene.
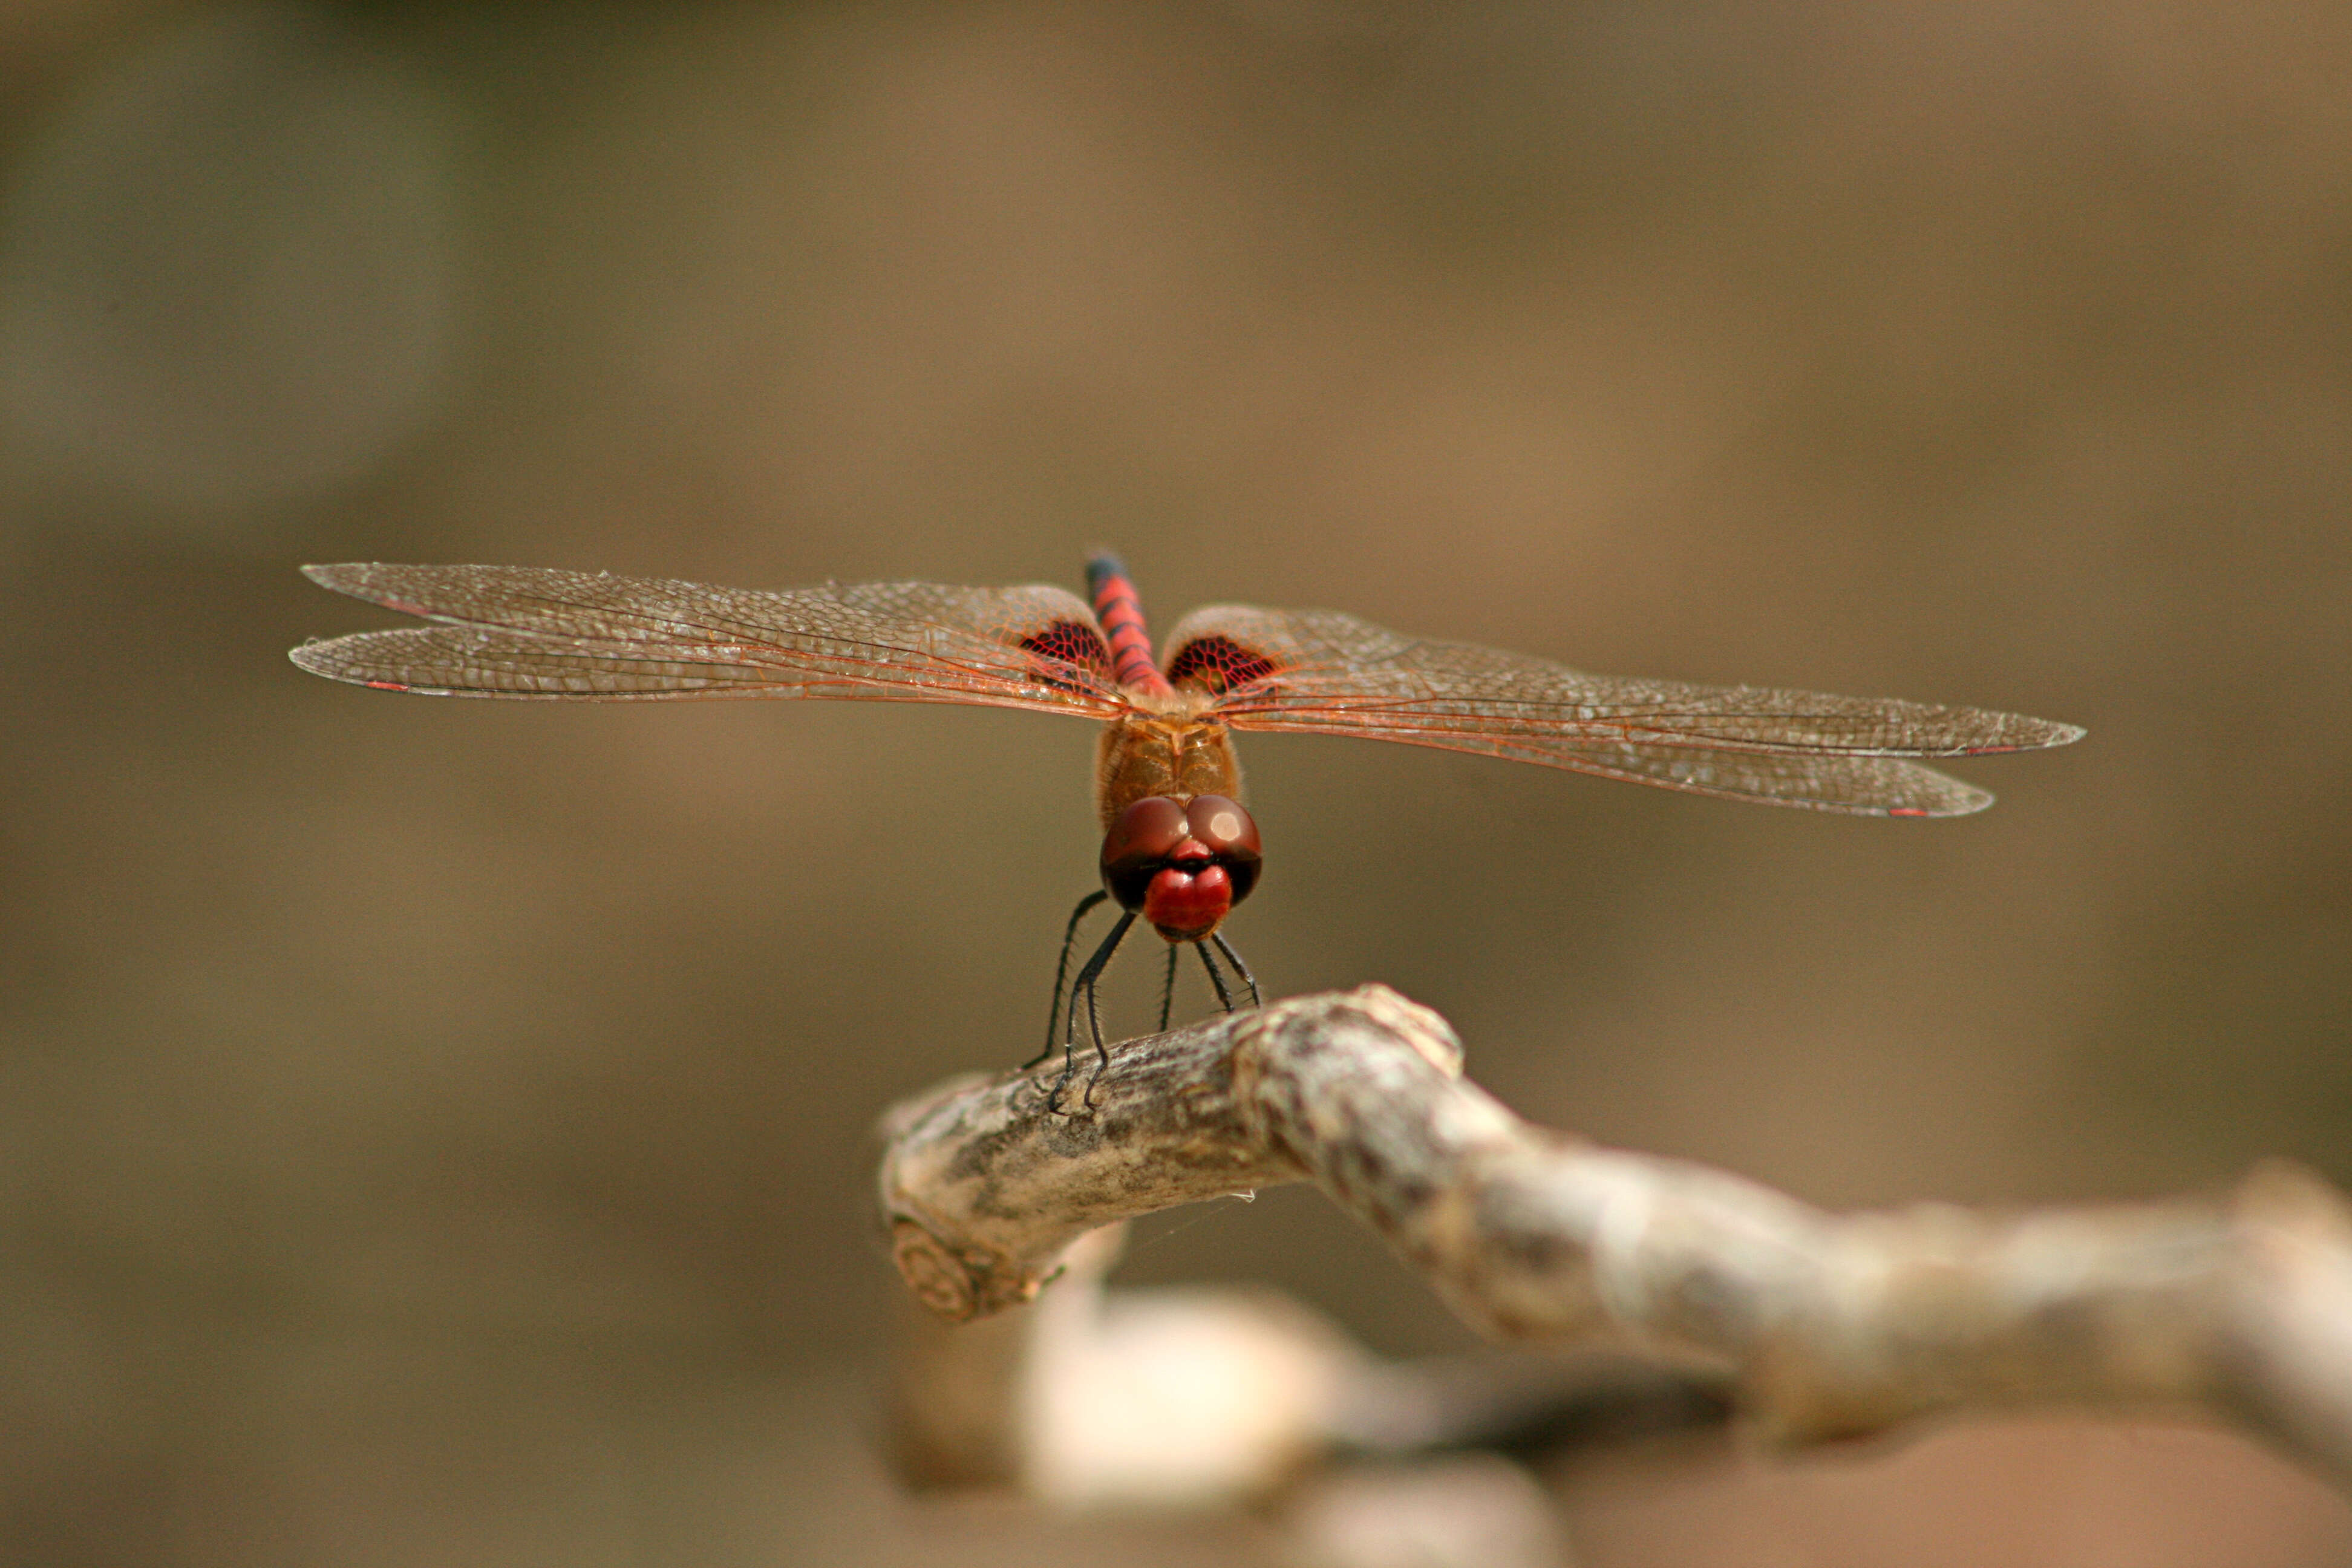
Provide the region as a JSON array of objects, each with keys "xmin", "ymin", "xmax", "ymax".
[{"xmin": 1100, "ymin": 794, "xmax": 1264, "ymax": 942}]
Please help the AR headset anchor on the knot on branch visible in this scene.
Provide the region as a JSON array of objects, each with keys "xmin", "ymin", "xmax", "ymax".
[{"xmin": 890, "ymin": 1218, "xmax": 1040, "ymax": 1324}]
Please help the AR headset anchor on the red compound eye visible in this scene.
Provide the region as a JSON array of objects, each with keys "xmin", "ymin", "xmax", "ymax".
[
  {"xmin": 1185, "ymin": 795, "xmax": 1256, "ymax": 857},
  {"xmin": 1186, "ymin": 795, "xmax": 1262, "ymax": 905},
  {"xmin": 1100, "ymin": 797, "xmax": 1189, "ymax": 910}
]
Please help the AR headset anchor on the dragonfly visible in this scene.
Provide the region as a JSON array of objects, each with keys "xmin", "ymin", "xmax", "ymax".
[{"xmin": 290, "ymin": 552, "xmax": 2083, "ymax": 1106}]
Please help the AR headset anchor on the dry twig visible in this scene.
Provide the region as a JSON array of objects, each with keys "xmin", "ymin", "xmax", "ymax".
[{"xmin": 878, "ymin": 985, "xmax": 2352, "ymax": 1489}]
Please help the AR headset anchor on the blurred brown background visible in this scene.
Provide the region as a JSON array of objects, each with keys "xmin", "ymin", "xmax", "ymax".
[{"xmin": 2, "ymin": 2, "xmax": 2349, "ymax": 1563}]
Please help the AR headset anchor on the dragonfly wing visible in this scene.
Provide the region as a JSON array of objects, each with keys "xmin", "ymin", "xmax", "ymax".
[
  {"xmin": 292, "ymin": 623, "xmax": 982, "ymax": 702},
  {"xmin": 292, "ymin": 564, "xmax": 1129, "ymax": 717},
  {"xmin": 1383, "ymin": 731, "xmax": 1998, "ymax": 815},
  {"xmin": 1163, "ymin": 604, "xmax": 2083, "ymax": 817}
]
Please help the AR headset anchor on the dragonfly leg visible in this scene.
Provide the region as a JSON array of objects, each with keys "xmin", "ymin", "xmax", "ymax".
[
  {"xmin": 1027, "ymin": 889, "xmax": 1109, "ymax": 1071},
  {"xmin": 1194, "ymin": 939, "xmax": 1237, "ymax": 1013},
  {"xmin": 1211, "ymin": 931, "xmax": 1262, "ymax": 1008},
  {"xmin": 1050, "ymin": 909, "xmax": 1135, "ymax": 1113},
  {"xmin": 1157, "ymin": 942, "xmax": 1178, "ymax": 1034}
]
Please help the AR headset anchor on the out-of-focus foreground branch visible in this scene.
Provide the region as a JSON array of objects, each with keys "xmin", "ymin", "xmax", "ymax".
[{"xmin": 878, "ymin": 985, "xmax": 2352, "ymax": 1501}]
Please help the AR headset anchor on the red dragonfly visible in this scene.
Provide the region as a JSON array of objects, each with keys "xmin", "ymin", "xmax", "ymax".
[{"xmin": 292, "ymin": 553, "xmax": 2082, "ymax": 1103}]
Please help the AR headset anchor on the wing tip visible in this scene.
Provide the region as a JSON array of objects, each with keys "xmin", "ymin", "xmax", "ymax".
[
  {"xmin": 1964, "ymin": 717, "xmax": 2086, "ymax": 754},
  {"xmin": 289, "ymin": 636, "xmax": 367, "ymax": 685},
  {"xmin": 302, "ymin": 563, "xmax": 414, "ymax": 609},
  {"xmin": 298, "ymin": 561, "xmax": 456, "ymax": 621},
  {"xmin": 1888, "ymin": 788, "xmax": 1994, "ymax": 819},
  {"xmin": 1893, "ymin": 766, "xmax": 1996, "ymax": 817},
  {"xmin": 301, "ymin": 562, "xmax": 366, "ymax": 590}
]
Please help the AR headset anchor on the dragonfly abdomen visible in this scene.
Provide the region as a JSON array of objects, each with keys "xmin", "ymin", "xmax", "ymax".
[{"xmin": 1085, "ymin": 552, "xmax": 1175, "ymax": 699}]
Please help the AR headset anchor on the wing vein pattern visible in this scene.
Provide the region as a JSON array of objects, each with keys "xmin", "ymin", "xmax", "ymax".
[
  {"xmin": 290, "ymin": 564, "xmax": 1129, "ymax": 717},
  {"xmin": 1166, "ymin": 604, "xmax": 2084, "ymax": 817}
]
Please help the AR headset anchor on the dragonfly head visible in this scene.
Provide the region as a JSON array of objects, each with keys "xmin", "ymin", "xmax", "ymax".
[{"xmin": 1100, "ymin": 794, "xmax": 1263, "ymax": 942}]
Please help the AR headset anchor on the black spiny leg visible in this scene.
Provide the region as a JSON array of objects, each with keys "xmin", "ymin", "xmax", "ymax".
[
  {"xmin": 1157, "ymin": 942, "xmax": 1178, "ymax": 1033},
  {"xmin": 1028, "ymin": 889, "xmax": 1109, "ymax": 1071},
  {"xmin": 1050, "ymin": 909, "xmax": 1136, "ymax": 1113},
  {"xmin": 1211, "ymin": 931, "xmax": 1262, "ymax": 1008},
  {"xmin": 1194, "ymin": 939, "xmax": 1237, "ymax": 1012}
]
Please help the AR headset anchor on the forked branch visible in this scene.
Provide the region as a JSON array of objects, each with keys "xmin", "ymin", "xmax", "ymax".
[{"xmin": 879, "ymin": 986, "xmax": 2352, "ymax": 1488}]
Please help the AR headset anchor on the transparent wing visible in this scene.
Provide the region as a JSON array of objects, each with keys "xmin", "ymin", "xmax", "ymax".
[
  {"xmin": 1163, "ymin": 604, "xmax": 2085, "ymax": 817},
  {"xmin": 290, "ymin": 564, "xmax": 1129, "ymax": 717}
]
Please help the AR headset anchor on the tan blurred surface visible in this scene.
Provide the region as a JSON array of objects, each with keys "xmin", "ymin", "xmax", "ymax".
[{"xmin": 2, "ymin": 2, "xmax": 2350, "ymax": 1563}]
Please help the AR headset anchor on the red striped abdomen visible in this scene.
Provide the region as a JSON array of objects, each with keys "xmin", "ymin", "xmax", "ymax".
[{"xmin": 1085, "ymin": 552, "xmax": 1174, "ymax": 698}]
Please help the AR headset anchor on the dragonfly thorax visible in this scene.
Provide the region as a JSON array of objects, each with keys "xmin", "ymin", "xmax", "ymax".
[{"xmin": 1093, "ymin": 713, "xmax": 1240, "ymax": 829}]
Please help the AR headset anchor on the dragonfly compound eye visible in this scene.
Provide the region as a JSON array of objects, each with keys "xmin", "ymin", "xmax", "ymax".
[
  {"xmin": 1186, "ymin": 794, "xmax": 1262, "ymax": 904},
  {"xmin": 1100, "ymin": 796, "xmax": 1190, "ymax": 909}
]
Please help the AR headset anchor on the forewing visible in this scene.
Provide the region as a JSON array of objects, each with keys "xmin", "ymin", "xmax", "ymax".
[
  {"xmin": 291, "ymin": 564, "xmax": 1128, "ymax": 716},
  {"xmin": 1163, "ymin": 604, "xmax": 2083, "ymax": 817}
]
